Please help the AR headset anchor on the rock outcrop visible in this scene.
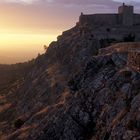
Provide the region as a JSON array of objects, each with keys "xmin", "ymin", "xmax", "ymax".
[{"xmin": 0, "ymin": 25, "xmax": 140, "ymax": 140}]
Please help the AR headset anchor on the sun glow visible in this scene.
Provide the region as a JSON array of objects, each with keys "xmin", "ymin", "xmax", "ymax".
[
  {"xmin": 0, "ymin": 31, "xmax": 57, "ymax": 64},
  {"xmin": 0, "ymin": 33, "xmax": 56, "ymax": 48},
  {"xmin": 0, "ymin": 0, "xmax": 71, "ymax": 64}
]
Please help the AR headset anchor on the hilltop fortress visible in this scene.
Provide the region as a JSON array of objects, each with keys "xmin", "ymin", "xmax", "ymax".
[
  {"xmin": 79, "ymin": 3, "xmax": 140, "ymax": 26},
  {"xmin": 58, "ymin": 3, "xmax": 140, "ymax": 45},
  {"xmin": 74, "ymin": 3, "xmax": 140, "ymax": 41}
]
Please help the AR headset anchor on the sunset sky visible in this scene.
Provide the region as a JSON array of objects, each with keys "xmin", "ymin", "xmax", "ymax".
[{"xmin": 0, "ymin": 0, "xmax": 140, "ymax": 64}]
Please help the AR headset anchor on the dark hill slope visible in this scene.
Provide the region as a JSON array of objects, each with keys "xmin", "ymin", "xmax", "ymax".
[
  {"xmin": 1, "ymin": 27, "xmax": 140, "ymax": 140},
  {"xmin": 0, "ymin": 61, "xmax": 34, "ymax": 139}
]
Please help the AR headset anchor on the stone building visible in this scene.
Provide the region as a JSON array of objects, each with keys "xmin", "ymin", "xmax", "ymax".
[
  {"xmin": 77, "ymin": 3, "xmax": 140, "ymax": 41},
  {"xmin": 79, "ymin": 3, "xmax": 140, "ymax": 26}
]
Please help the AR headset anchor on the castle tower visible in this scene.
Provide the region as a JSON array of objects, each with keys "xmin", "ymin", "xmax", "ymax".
[{"xmin": 118, "ymin": 3, "xmax": 134, "ymax": 26}]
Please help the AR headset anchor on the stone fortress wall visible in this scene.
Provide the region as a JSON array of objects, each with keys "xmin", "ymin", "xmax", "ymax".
[
  {"xmin": 79, "ymin": 3, "xmax": 140, "ymax": 27},
  {"xmin": 79, "ymin": 14, "xmax": 119, "ymax": 26},
  {"xmin": 77, "ymin": 3, "xmax": 140, "ymax": 41},
  {"xmin": 134, "ymin": 14, "xmax": 140, "ymax": 25}
]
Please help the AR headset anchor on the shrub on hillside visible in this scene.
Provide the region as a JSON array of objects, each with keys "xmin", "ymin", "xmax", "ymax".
[
  {"xmin": 14, "ymin": 119, "xmax": 24, "ymax": 129},
  {"xmin": 123, "ymin": 33, "xmax": 135, "ymax": 42}
]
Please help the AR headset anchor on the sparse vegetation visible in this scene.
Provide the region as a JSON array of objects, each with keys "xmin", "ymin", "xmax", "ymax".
[
  {"xmin": 0, "ymin": 60, "xmax": 35, "ymax": 95},
  {"xmin": 121, "ymin": 70, "xmax": 132, "ymax": 78},
  {"xmin": 127, "ymin": 120, "xmax": 140, "ymax": 131},
  {"xmin": 100, "ymin": 38, "xmax": 117, "ymax": 48},
  {"xmin": 44, "ymin": 45, "xmax": 48, "ymax": 51},
  {"xmin": 14, "ymin": 119, "xmax": 24, "ymax": 129},
  {"xmin": 123, "ymin": 33, "xmax": 135, "ymax": 42}
]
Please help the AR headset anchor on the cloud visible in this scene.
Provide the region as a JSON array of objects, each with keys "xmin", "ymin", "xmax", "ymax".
[
  {"xmin": 113, "ymin": 0, "xmax": 140, "ymax": 3},
  {"xmin": 1, "ymin": 0, "xmax": 120, "ymax": 5},
  {"xmin": 1, "ymin": 0, "xmax": 140, "ymax": 6},
  {"xmin": 2, "ymin": 0, "xmax": 39, "ymax": 4},
  {"xmin": 53, "ymin": 0, "xmax": 115, "ymax": 5}
]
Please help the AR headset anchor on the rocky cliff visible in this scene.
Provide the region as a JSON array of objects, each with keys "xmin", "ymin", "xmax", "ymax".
[{"xmin": 0, "ymin": 25, "xmax": 140, "ymax": 140}]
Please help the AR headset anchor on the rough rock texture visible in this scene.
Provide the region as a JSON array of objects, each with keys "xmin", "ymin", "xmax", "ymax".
[
  {"xmin": 0, "ymin": 25, "xmax": 140, "ymax": 140},
  {"xmin": 0, "ymin": 62, "xmax": 34, "ymax": 139},
  {"xmin": 128, "ymin": 50, "xmax": 140, "ymax": 71}
]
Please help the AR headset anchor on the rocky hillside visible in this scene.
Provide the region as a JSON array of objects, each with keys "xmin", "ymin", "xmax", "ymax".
[
  {"xmin": 0, "ymin": 61, "xmax": 34, "ymax": 139},
  {"xmin": 0, "ymin": 25, "xmax": 140, "ymax": 140}
]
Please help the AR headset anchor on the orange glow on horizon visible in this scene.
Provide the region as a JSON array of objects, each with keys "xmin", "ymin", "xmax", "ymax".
[
  {"xmin": 0, "ymin": 31, "xmax": 58, "ymax": 64},
  {"xmin": 0, "ymin": 29, "xmax": 57, "ymax": 64},
  {"xmin": 0, "ymin": 1, "xmax": 72, "ymax": 64}
]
